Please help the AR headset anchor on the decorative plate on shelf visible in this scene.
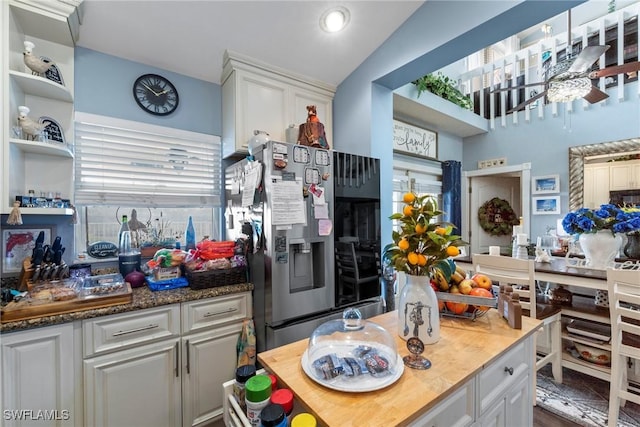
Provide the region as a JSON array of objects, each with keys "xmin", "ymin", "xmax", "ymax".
[
  {"xmin": 572, "ymin": 342, "xmax": 611, "ymax": 366},
  {"xmin": 38, "ymin": 116, "xmax": 65, "ymax": 144}
]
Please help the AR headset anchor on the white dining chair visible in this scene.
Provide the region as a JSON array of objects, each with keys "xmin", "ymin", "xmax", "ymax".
[
  {"xmin": 472, "ymin": 254, "xmax": 563, "ymax": 406},
  {"xmin": 607, "ymin": 267, "xmax": 640, "ymax": 426}
]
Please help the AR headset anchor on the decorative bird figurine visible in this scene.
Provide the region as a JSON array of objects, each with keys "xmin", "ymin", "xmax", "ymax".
[
  {"xmin": 17, "ymin": 106, "xmax": 48, "ymax": 141},
  {"xmin": 23, "ymin": 41, "xmax": 54, "ymax": 76}
]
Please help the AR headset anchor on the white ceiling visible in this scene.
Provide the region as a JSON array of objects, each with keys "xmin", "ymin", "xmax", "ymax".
[{"xmin": 76, "ymin": 0, "xmax": 425, "ymax": 87}]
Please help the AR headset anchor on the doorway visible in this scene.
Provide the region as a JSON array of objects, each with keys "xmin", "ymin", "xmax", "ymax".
[{"xmin": 462, "ymin": 163, "xmax": 531, "ymax": 256}]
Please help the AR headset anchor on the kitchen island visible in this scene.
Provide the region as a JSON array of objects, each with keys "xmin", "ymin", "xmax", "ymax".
[{"xmin": 257, "ymin": 309, "xmax": 541, "ymax": 427}]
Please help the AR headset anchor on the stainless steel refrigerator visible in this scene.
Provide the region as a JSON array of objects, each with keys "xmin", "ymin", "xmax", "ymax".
[{"xmin": 225, "ymin": 141, "xmax": 382, "ymax": 351}]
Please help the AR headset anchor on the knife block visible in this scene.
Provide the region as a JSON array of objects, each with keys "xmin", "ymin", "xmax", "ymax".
[{"xmin": 18, "ymin": 257, "xmax": 34, "ymax": 291}]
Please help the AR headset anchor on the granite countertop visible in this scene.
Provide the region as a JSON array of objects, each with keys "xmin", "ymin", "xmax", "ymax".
[{"xmin": 0, "ymin": 282, "xmax": 254, "ymax": 333}]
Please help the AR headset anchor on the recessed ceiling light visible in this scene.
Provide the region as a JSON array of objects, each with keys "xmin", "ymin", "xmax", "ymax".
[{"xmin": 320, "ymin": 6, "xmax": 350, "ymax": 33}]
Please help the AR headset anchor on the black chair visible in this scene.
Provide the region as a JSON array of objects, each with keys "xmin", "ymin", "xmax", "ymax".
[{"xmin": 335, "ymin": 241, "xmax": 381, "ymax": 304}]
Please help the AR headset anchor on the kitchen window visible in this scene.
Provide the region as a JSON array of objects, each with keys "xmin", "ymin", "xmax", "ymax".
[
  {"xmin": 392, "ymin": 161, "xmax": 443, "ymax": 228},
  {"xmin": 74, "ymin": 113, "xmax": 223, "ymax": 256}
]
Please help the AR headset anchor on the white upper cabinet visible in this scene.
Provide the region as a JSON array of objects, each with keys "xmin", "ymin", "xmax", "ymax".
[
  {"xmin": 610, "ymin": 160, "xmax": 640, "ymax": 191},
  {"xmin": 221, "ymin": 50, "xmax": 335, "ymax": 158},
  {"xmin": 1, "ymin": 0, "xmax": 81, "ymax": 215}
]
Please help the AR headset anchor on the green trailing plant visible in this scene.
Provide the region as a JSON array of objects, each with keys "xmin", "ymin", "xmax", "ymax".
[{"xmin": 412, "ymin": 72, "xmax": 473, "ymax": 111}]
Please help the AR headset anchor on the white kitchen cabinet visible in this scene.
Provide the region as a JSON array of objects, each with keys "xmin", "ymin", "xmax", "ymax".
[
  {"xmin": 609, "ymin": 159, "xmax": 640, "ymax": 191},
  {"xmin": 1, "ymin": 0, "xmax": 79, "ymax": 215},
  {"xmin": 181, "ymin": 292, "xmax": 252, "ymax": 427},
  {"xmin": 83, "ymin": 338, "xmax": 182, "ymax": 427},
  {"xmin": 583, "ymin": 163, "xmax": 611, "ymax": 208},
  {"xmin": 1, "ymin": 322, "xmax": 82, "ymax": 427},
  {"xmin": 82, "ymin": 292, "xmax": 252, "ymax": 427},
  {"xmin": 221, "ymin": 50, "xmax": 334, "ymax": 158}
]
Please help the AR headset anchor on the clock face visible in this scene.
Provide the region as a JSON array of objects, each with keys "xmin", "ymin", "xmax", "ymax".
[{"xmin": 133, "ymin": 74, "xmax": 179, "ymax": 116}]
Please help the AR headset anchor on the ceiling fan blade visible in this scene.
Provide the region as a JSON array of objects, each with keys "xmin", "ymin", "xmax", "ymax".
[
  {"xmin": 582, "ymin": 86, "xmax": 609, "ymax": 104},
  {"xmin": 589, "ymin": 61, "xmax": 640, "ymax": 79},
  {"xmin": 489, "ymin": 82, "xmax": 544, "ymax": 93},
  {"xmin": 508, "ymin": 90, "xmax": 547, "ymax": 113},
  {"xmin": 567, "ymin": 45, "xmax": 610, "ymax": 73}
]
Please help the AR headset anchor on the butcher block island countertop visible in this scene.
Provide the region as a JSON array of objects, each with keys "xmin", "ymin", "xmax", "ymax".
[{"xmin": 258, "ymin": 310, "xmax": 541, "ymax": 427}]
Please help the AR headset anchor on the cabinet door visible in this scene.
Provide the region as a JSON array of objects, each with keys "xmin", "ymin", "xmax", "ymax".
[
  {"xmin": 504, "ymin": 374, "xmax": 531, "ymax": 427},
  {"xmin": 1, "ymin": 323, "xmax": 76, "ymax": 427},
  {"xmin": 83, "ymin": 338, "xmax": 181, "ymax": 427},
  {"xmin": 610, "ymin": 163, "xmax": 634, "ymax": 190},
  {"xmin": 477, "ymin": 396, "xmax": 506, "ymax": 427},
  {"xmin": 238, "ymin": 71, "xmax": 287, "ymax": 147},
  {"xmin": 182, "ymin": 322, "xmax": 244, "ymax": 427},
  {"xmin": 584, "ymin": 165, "xmax": 610, "ymax": 208}
]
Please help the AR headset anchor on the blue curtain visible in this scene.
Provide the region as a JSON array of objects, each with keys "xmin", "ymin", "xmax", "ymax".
[{"xmin": 442, "ymin": 160, "xmax": 461, "ymax": 233}]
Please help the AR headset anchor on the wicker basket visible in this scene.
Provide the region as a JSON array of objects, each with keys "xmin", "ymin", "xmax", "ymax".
[{"xmin": 185, "ymin": 266, "xmax": 247, "ymax": 290}]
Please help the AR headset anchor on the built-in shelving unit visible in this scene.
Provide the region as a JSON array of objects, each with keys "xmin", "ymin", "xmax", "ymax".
[{"xmin": 1, "ymin": 0, "xmax": 81, "ymax": 215}]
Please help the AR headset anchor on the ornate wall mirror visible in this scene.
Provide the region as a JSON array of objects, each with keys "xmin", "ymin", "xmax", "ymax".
[{"xmin": 569, "ymin": 138, "xmax": 640, "ymax": 210}]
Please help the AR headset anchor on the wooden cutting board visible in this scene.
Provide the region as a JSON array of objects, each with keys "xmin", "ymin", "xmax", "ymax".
[{"xmin": 1, "ymin": 282, "xmax": 132, "ymax": 323}]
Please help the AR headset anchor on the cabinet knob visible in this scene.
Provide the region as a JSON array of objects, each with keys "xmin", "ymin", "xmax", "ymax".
[{"xmin": 504, "ymin": 366, "xmax": 514, "ymax": 375}]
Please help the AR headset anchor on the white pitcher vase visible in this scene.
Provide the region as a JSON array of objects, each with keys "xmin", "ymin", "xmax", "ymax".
[
  {"xmin": 578, "ymin": 230, "xmax": 622, "ymax": 269},
  {"xmin": 397, "ymin": 274, "xmax": 440, "ymax": 345}
]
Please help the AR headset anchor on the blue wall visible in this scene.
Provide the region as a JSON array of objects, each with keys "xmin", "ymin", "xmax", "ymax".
[
  {"xmin": 75, "ymin": 47, "xmax": 222, "ymax": 135},
  {"xmin": 333, "ymin": 0, "xmax": 583, "ymax": 250},
  {"xmin": 463, "ymin": 82, "xmax": 640, "ymax": 240}
]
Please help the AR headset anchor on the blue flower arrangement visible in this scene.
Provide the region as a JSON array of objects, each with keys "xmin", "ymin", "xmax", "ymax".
[{"xmin": 562, "ymin": 204, "xmax": 640, "ymax": 235}]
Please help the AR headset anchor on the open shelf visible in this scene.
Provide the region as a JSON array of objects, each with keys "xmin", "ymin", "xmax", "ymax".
[
  {"xmin": 17, "ymin": 207, "xmax": 75, "ymax": 216},
  {"xmin": 562, "ymin": 351, "xmax": 611, "ymax": 382},
  {"xmin": 9, "ymin": 138, "xmax": 73, "ymax": 158},
  {"xmin": 560, "ymin": 294, "xmax": 610, "ymax": 323},
  {"xmin": 9, "ymin": 70, "xmax": 72, "ymax": 102}
]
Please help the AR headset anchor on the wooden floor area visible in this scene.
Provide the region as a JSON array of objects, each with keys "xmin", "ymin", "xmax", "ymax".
[{"xmin": 534, "ymin": 405, "xmax": 583, "ymax": 427}]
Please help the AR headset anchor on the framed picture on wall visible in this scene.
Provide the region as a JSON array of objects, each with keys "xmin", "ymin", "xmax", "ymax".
[
  {"xmin": 532, "ymin": 174, "xmax": 560, "ymax": 194},
  {"xmin": 2, "ymin": 225, "xmax": 54, "ymax": 273},
  {"xmin": 392, "ymin": 120, "xmax": 437, "ymax": 160},
  {"xmin": 533, "ymin": 196, "xmax": 561, "ymax": 215}
]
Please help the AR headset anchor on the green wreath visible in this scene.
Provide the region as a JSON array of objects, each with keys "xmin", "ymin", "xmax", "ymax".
[{"xmin": 478, "ymin": 197, "xmax": 520, "ymax": 236}]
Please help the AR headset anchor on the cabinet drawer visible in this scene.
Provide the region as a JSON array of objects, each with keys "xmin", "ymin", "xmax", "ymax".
[
  {"xmin": 478, "ymin": 341, "xmax": 529, "ymax": 413},
  {"xmin": 182, "ymin": 292, "xmax": 251, "ymax": 334},
  {"xmin": 409, "ymin": 378, "xmax": 475, "ymax": 427},
  {"xmin": 83, "ymin": 305, "xmax": 180, "ymax": 357}
]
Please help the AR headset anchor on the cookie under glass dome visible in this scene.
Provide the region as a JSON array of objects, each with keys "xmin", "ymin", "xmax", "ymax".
[{"xmin": 301, "ymin": 308, "xmax": 403, "ymax": 392}]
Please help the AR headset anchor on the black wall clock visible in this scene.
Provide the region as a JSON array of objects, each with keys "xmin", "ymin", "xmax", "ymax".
[{"xmin": 133, "ymin": 74, "xmax": 179, "ymax": 116}]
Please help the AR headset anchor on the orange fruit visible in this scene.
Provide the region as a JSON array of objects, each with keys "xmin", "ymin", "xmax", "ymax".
[
  {"xmin": 398, "ymin": 239, "xmax": 410, "ymax": 251},
  {"xmin": 446, "ymin": 301, "xmax": 469, "ymax": 315},
  {"xmin": 438, "ymin": 300, "xmax": 445, "ymax": 312},
  {"xmin": 407, "ymin": 252, "xmax": 419, "ymax": 265},
  {"xmin": 403, "ymin": 205, "xmax": 414, "ymax": 216},
  {"xmin": 416, "ymin": 254, "xmax": 427, "ymax": 266},
  {"xmin": 435, "ymin": 227, "xmax": 447, "ymax": 236},
  {"xmin": 446, "ymin": 246, "xmax": 460, "ymax": 257},
  {"xmin": 415, "ymin": 223, "xmax": 426, "ymax": 234},
  {"xmin": 403, "ymin": 193, "xmax": 416, "ymax": 204}
]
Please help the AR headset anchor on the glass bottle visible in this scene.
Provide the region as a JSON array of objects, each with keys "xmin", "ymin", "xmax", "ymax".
[
  {"xmin": 185, "ymin": 216, "xmax": 196, "ymax": 251},
  {"xmin": 118, "ymin": 215, "xmax": 132, "ymax": 254}
]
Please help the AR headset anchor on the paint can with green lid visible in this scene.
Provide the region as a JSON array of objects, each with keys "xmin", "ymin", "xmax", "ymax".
[{"xmin": 245, "ymin": 374, "xmax": 272, "ymax": 427}]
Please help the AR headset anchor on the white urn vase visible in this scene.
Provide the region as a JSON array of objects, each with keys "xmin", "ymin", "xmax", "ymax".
[
  {"xmin": 578, "ymin": 230, "xmax": 622, "ymax": 269},
  {"xmin": 397, "ymin": 274, "xmax": 440, "ymax": 345}
]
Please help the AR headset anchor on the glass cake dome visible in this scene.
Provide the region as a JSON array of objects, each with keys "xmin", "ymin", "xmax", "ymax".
[{"xmin": 302, "ymin": 308, "xmax": 403, "ymax": 392}]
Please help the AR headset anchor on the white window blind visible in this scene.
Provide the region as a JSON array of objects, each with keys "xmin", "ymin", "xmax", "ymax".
[{"xmin": 74, "ymin": 112, "xmax": 221, "ymax": 207}]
